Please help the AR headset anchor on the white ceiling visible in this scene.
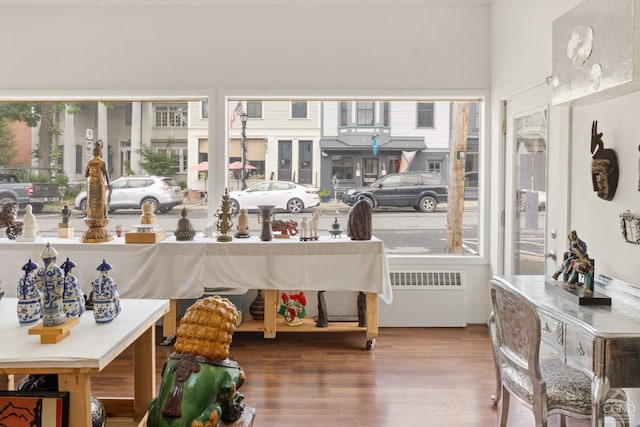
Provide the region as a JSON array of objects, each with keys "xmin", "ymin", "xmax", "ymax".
[{"xmin": 0, "ymin": 0, "xmax": 490, "ymax": 4}]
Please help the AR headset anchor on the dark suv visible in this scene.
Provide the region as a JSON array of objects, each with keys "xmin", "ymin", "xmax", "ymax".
[{"xmin": 342, "ymin": 172, "xmax": 448, "ymax": 212}]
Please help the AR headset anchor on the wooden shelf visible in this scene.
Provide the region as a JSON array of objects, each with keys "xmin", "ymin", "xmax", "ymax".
[{"xmin": 236, "ymin": 317, "xmax": 365, "ymax": 333}]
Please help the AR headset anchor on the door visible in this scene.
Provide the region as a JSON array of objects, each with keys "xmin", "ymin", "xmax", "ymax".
[
  {"xmin": 504, "ymin": 86, "xmax": 550, "ymax": 275},
  {"xmin": 298, "ymin": 140, "xmax": 312, "ymax": 184},
  {"xmin": 278, "ymin": 140, "xmax": 292, "ymax": 182}
]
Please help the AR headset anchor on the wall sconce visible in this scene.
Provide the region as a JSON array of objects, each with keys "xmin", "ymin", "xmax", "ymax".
[{"xmin": 456, "ymin": 150, "xmax": 466, "ymax": 161}]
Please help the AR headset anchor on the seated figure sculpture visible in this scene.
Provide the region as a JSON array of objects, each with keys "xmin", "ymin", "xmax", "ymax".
[
  {"xmin": 552, "ymin": 230, "xmax": 588, "ymax": 282},
  {"xmin": 147, "ymin": 296, "xmax": 247, "ymax": 427}
]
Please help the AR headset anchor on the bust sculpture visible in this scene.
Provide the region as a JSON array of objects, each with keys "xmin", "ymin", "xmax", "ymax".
[{"xmin": 140, "ymin": 202, "xmax": 156, "ymax": 225}]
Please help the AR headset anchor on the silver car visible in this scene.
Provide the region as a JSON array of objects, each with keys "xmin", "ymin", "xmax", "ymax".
[
  {"xmin": 228, "ymin": 181, "xmax": 320, "ymax": 214},
  {"xmin": 74, "ymin": 176, "xmax": 182, "ymax": 214}
]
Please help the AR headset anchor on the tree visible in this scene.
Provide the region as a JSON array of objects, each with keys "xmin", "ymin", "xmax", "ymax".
[
  {"xmin": 0, "ymin": 118, "xmax": 18, "ymax": 165},
  {"xmin": 0, "ymin": 101, "xmax": 66, "ymax": 180},
  {"xmin": 137, "ymin": 139, "xmax": 178, "ymax": 177}
]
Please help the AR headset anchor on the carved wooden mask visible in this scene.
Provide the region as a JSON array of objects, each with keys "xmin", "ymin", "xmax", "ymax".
[{"xmin": 591, "ymin": 120, "xmax": 619, "ymax": 201}]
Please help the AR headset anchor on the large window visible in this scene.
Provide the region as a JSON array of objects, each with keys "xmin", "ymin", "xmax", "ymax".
[
  {"xmin": 357, "ymin": 101, "xmax": 374, "ymax": 126},
  {"xmin": 246, "ymin": 101, "xmax": 263, "ymax": 119},
  {"xmin": 291, "ymin": 101, "xmax": 307, "ymax": 119},
  {"xmin": 155, "ymin": 104, "xmax": 187, "ymax": 127},
  {"xmin": 157, "ymin": 145, "xmax": 188, "ymax": 173},
  {"xmin": 417, "ymin": 102, "xmax": 434, "ymax": 128},
  {"xmin": 331, "ymin": 156, "xmax": 355, "ymax": 180},
  {"xmin": 339, "ymin": 102, "xmax": 348, "ymax": 126}
]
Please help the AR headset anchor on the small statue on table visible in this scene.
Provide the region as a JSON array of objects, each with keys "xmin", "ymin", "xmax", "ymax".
[
  {"xmin": 215, "ymin": 188, "xmax": 234, "ymax": 242},
  {"xmin": 234, "ymin": 208, "xmax": 250, "ymax": 238},
  {"xmin": 347, "ymin": 199, "xmax": 372, "ymax": 241},
  {"xmin": 17, "ymin": 259, "xmax": 41, "ymax": 325},
  {"xmin": 0, "ymin": 201, "xmax": 23, "ymax": 240},
  {"xmin": 60, "ymin": 257, "xmax": 85, "ymax": 318},
  {"xmin": 174, "ymin": 207, "xmax": 196, "ymax": 241},
  {"xmin": 58, "ymin": 204, "xmax": 74, "ymax": 238},
  {"xmin": 34, "ymin": 243, "xmax": 66, "ymax": 327},
  {"xmin": 82, "ymin": 140, "xmax": 113, "ymax": 243},
  {"xmin": 20, "ymin": 204, "xmax": 40, "ymax": 241},
  {"xmin": 91, "ymin": 259, "xmax": 121, "ymax": 323},
  {"xmin": 140, "ymin": 202, "xmax": 156, "ymax": 226}
]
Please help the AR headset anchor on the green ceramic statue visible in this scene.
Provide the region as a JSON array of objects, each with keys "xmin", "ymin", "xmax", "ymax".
[{"xmin": 147, "ymin": 296, "xmax": 246, "ymax": 427}]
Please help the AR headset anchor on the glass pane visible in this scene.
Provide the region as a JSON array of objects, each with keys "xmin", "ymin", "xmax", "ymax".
[{"xmin": 514, "ymin": 109, "xmax": 547, "ymax": 274}]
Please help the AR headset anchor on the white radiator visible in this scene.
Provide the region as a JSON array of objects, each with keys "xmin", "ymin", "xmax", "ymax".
[{"xmin": 379, "ymin": 271, "xmax": 466, "ymax": 327}]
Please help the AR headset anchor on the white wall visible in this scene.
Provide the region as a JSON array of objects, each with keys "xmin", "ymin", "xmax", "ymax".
[{"xmin": 491, "ymin": 0, "xmax": 640, "ymax": 287}]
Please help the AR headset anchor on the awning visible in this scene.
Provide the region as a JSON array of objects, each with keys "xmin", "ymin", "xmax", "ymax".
[{"xmin": 319, "ymin": 136, "xmax": 426, "ymax": 151}]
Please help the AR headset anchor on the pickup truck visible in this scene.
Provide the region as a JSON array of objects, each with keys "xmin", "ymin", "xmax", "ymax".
[{"xmin": 0, "ymin": 171, "xmax": 59, "ymax": 213}]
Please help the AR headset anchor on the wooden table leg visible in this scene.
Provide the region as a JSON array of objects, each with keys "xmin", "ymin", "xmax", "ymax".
[
  {"xmin": 365, "ymin": 292, "xmax": 378, "ymax": 339},
  {"xmin": 162, "ymin": 299, "xmax": 178, "ymax": 339},
  {"xmin": 134, "ymin": 325, "xmax": 156, "ymax": 421},
  {"xmin": 58, "ymin": 373, "xmax": 92, "ymax": 427},
  {"xmin": 0, "ymin": 374, "xmax": 13, "ymax": 390},
  {"xmin": 264, "ymin": 290, "xmax": 277, "ymax": 338}
]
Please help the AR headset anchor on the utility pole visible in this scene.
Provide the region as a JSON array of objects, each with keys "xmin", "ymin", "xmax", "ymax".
[
  {"xmin": 446, "ymin": 101, "xmax": 469, "ymax": 254},
  {"xmin": 240, "ymin": 113, "xmax": 248, "ymax": 190}
]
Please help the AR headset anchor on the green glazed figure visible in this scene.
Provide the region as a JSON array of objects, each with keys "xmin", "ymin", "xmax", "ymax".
[{"xmin": 147, "ymin": 296, "xmax": 246, "ymax": 427}]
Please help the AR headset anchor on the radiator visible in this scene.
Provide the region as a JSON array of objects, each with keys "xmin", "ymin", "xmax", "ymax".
[{"xmin": 378, "ymin": 271, "xmax": 466, "ymax": 327}]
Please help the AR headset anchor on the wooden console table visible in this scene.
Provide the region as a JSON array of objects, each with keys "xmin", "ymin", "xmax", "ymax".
[
  {"xmin": 0, "ymin": 236, "xmax": 392, "ymax": 349},
  {"xmin": 0, "ymin": 298, "xmax": 169, "ymax": 427},
  {"xmin": 491, "ymin": 275, "xmax": 640, "ymax": 427}
]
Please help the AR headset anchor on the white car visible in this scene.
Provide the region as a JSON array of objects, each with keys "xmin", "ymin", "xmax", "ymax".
[
  {"xmin": 228, "ymin": 181, "xmax": 320, "ymax": 214},
  {"xmin": 74, "ymin": 175, "xmax": 183, "ymax": 214}
]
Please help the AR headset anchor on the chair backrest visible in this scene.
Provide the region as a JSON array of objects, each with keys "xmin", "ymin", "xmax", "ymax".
[{"xmin": 490, "ymin": 280, "xmax": 543, "ymax": 384}]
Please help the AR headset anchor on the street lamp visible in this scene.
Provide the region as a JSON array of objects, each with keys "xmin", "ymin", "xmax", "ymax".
[{"xmin": 240, "ymin": 112, "xmax": 248, "ymax": 190}]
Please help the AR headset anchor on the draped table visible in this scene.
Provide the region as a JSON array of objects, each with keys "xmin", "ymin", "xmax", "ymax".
[{"xmin": 0, "ymin": 235, "xmax": 392, "ymax": 348}]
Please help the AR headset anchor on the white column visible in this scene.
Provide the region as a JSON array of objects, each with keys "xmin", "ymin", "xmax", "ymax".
[
  {"xmin": 63, "ymin": 110, "xmax": 76, "ymax": 180},
  {"xmin": 140, "ymin": 102, "xmax": 153, "ymax": 175},
  {"xmin": 130, "ymin": 102, "xmax": 142, "ymax": 175},
  {"xmin": 97, "ymin": 102, "xmax": 109, "ymax": 175}
]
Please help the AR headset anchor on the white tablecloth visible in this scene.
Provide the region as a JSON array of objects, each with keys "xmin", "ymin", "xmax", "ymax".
[{"xmin": 0, "ymin": 235, "xmax": 392, "ymax": 304}]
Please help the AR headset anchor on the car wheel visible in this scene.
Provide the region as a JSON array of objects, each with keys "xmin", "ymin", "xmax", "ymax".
[
  {"xmin": 356, "ymin": 195, "xmax": 375, "ymax": 208},
  {"xmin": 141, "ymin": 198, "xmax": 160, "ymax": 214},
  {"xmin": 30, "ymin": 204, "xmax": 44, "ymax": 214},
  {"xmin": 286, "ymin": 198, "xmax": 304, "ymax": 213},
  {"xmin": 229, "ymin": 199, "xmax": 240, "ymax": 215},
  {"xmin": 158, "ymin": 206, "xmax": 173, "ymax": 214},
  {"xmin": 79, "ymin": 198, "xmax": 87, "ymax": 215},
  {"xmin": 418, "ymin": 196, "xmax": 437, "ymax": 213}
]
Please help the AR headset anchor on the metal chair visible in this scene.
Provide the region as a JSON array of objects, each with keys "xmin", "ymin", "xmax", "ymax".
[{"xmin": 490, "ymin": 281, "xmax": 629, "ymax": 427}]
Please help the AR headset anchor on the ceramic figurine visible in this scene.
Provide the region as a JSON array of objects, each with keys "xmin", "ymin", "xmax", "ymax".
[
  {"xmin": 271, "ymin": 218, "xmax": 298, "ymax": 238},
  {"xmin": 21, "ymin": 204, "xmax": 39, "ymax": 239},
  {"xmin": 147, "ymin": 296, "xmax": 246, "ymax": 426},
  {"xmin": 235, "ymin": 208, "xmax": 250, "ymax": 237},
  {"xmin": 91, "ymin": 259, "xmax": 121, "ymax": 323},
  {"xmin": 0, "ymin": 201, "xmax": 23, "ymax": 240},
  {"xmin": 16, "ymin": 259, "xmax": 41, "ymax": 325},
  {"xmin": 175, "ymin": 207, "xmax": 196, "ymax": 241},
  {"xmin": 300, "ymin": 217, "xmax": 309, "ymax": 240},
  {"xmin": 278, "ymin": 291, "xmax": 306, "ymax": 326},
  {"xmin": 140, "ymin": 202, "xmax": 156, "ymax": 225},
  {"xmin": 309, "ymin": 210, "xmax": 320, "ymax": 240},
  {"xmin": 552, "ymin": 230, "xmax": 588, "ymax": 282},
  {"xmin": 60, "ymin": 257, "xmax": 85, "ymax": 318},
  {"xmin": 34, "ymin": 243, "xmax": 66, "ymax": 327}
]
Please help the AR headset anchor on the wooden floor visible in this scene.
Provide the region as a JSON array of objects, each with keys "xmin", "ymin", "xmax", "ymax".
[{"xmin": 91, "ymin": 325, "xmax": 597, "ymax": 427}]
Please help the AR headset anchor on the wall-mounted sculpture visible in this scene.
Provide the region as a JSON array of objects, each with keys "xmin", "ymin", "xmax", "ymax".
[{"xmin": 591, "ymin": 120, "xmax": 619, "ymax": 201}]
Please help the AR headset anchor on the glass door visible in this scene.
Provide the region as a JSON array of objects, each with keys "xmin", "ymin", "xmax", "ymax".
[{"xmin": 504, "ymin": 86, "xmax": 550, "ymax": 275}]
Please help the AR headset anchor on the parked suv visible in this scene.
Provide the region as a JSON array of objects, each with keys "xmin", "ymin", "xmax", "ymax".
[
  {"xmin": 74, "ymin": 176, "xmax": 182, "ymax": 214},
  {"xmin": 342, "ymin": 172, "xmax": 448, "ymax": 212}
]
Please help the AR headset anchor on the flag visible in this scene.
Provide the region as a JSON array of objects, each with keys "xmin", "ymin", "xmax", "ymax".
[
  {"xmin": 399, "ymin": 151, "xmax": 417, "ymax": 172},
  {"xmin": 230, "ymin": 101, "xmax": 244, "ymax": 127},
  {"xmin": 372, "ymin": 134, "xmax": 379, "ymax": 155}
]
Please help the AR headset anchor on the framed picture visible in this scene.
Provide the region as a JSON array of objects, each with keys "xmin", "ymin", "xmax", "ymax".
[{"xmin": 0, "ymin": 390, "xmax": 69, "ymax": 427}]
